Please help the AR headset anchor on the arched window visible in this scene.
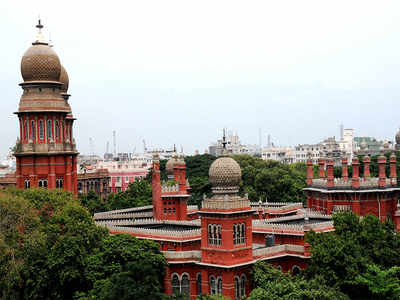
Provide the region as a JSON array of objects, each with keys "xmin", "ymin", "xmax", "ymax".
[
  {"xmin": 233, "ymin": 224, "xmax": 236, "ymax": 245},
  {"xmin": 171, "ymin": 274, "xmax": 180, "ymax": 296},
  {"xmin": 217, "ymin": 277, "xmax": 222, "ymax": 295},
  {"xmin": 163, "ymin": 208, "xmax": 167, "ymax": 214},
  {"xmin": 240, "ymin": 275, "xmax": 246, "ymax": 298},
  {"xmin": 208, "ymin": 224, "xmax": 213, "ymax": 244},
  {"xmin": 30, "ymin": 120, "xmax": 35, "ymax": 140},
  {"xmin": 292, "ymin": 265, "xmax": 301, "ymax": 275},
  {"xmin": 217, "ymin": 225, "xmax": 222, "ymax": 245},
  {"xmin": 47, "ymin": 120, "xmax": 52, "ymax": 139},
  {"xmin": 173, "ymin": 208, "xmax": 176, "ymax": 214},
  {"xmin": 181, "ymin": 274, "xmax": 190, "ymax": 295},
  {"xmin": 38, "ymin": 179, "xmax": 48, "ymax": 189},
  {"xmin": 55, "ymin": 120, "xmax": 59, "ymax": 139},
  {"xmin": 210, "ymin": 276, "xmax": 216, "ymax": 294},
  {"xmin": 61, "ymin": 121, "xmax": 64, "ymax": 140},
  {"xmin": 39, "ymin": 120, "xmax": 44, "ymax": 140},
  {"xmin": 24, "ymin": 180, "xmax": 30, "ymax": 189},
  {"xmin": 168, "ymin": 208, "xmax": 171, "ymax": 214},
  {"xmin": 196, "ymin": 273, "xmax": 202, "ymax": 296},
  {"xmin": 241, "ymin": 223, "xmax": 245, "ymax": 244},
  {"xmin": 234, "ymin": 277, "xmax": 240, "ymax": 300},
  {"xmin": 276, "ymin": 265, "xmax": 282, "ymax": 271},
  {"xmin": 56, "ymin": 179, "xmax": 63, "ymax": 189},
  {"xmin": 78, "ymin": 182, "xmax": 82, "ymax": 192},
  {"xmin": 24, "ymin": 120, "xmax": 28, "ymax": 140}
]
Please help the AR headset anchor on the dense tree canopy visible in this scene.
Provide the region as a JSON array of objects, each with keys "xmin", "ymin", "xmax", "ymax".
[
  {"xmin": 0, "ymin": 188, "xmax": 167, "ymax": 300},
  {"xmin": 305, "ymin": 211, "xmax": 400, "ymax": 299},
  {"xmin": 249, "ymin": 262, "xmax": 349, "ymax": 300}
]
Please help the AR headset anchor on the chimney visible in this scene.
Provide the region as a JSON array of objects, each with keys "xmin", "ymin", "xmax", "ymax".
[
  {"xmin": 326, "ymin": 157, "xmax": 334, "ymax": 188},
  {"xmin": 363, "ymin": 155, "xmax": 371, "ymax": 179},
  {"xmin": 352, "ymin": 157, "xmax": 360, "ymax": 188},
  {"xmin": 378, "ymin": 154, "xmax": 387, "ymax": 188},
  {"xmin": 306, "ymin": 156, "xmax": 313, "ymax": 186},
  {"xmin": 342, "ymin": 157, "xmax": 348, "ymax": 181},
  {"xmin": 390, "ymin": 153, "xmax": 397, "ymax": 186},
  {"xmin": 318, "ymin": 158, "xmax": 325, "ymax": 179}
]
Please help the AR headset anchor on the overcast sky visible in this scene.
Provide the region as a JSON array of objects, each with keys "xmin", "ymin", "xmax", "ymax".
[{"xmin": 1, "ymin": 0, "xmax": 400, "ymax": 157}]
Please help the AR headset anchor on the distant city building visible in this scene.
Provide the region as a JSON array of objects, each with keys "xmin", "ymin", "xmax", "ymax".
[
  {"xmin": 354, "ymin": 136, "xmax": 388, "ymax": 156},
  {"xmin": 396, "ymin": 129, "xmax": 400, "ymax": 151},
  {"xmin": 209, "ymin": 130, "xmax": 259, "ymax": 156},
  {"xmin": 96, "ymin": 160, "xmax": 149, "ymax": 193},
  {"xmin": 262, "ymin": 146, "xmax": 294, "ymax": 164},
  {"xmin": 77, "ymin": 168, "xmax": 110, "ymax": 199}
]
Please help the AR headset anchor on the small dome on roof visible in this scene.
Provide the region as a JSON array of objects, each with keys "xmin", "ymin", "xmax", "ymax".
[
  {"xmin": 209, "ymin": 157, "xmax": 241, "ymax": 194},
  {"xmin": 59, "ymin": 65, "xmax": 69, "ymax": 92}
]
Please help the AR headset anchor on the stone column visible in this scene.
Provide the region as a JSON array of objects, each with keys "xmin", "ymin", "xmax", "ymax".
[
  {"xmin": 363, "ymin": 155, "xmax": 371, "ymax": 179},
  {"xmin": 378, "ymin": 154, "xmax": 387, "ymax": 188},
  {"xmin": 390, "ymin": 153, "xmax": 397, "ymax": 186},
  {"xmin": 49, "ymin": 156, "xmax": 56, "ymax": 189},
  {"xmin": 342, "ymin": 157, "xmax": 348, "ymax": 181},
  {"xmin": 352, "ymin": 158, "xmax": 360, "ymax": 189},
  {"xmin": 326, "ymin": 158, "xmax": 334, "ymax": 188},
  {"xmin": 65, "ymin": 155, "xmax": 72, "ymax": 192}
]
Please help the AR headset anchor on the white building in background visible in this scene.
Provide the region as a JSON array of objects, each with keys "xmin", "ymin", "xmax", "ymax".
[
  {"xmin": 209, "ymin": 130, "xmax": 260, "ymax": 156},
  {"xmin": 262, "ymin": 146, "xmax": 295, "ymax": 164},
  {"xmin": 338, "ymin": 129, "xmax": 355, "ymax": 161}
]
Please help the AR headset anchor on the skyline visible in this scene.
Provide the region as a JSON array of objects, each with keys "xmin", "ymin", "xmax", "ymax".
[{"xmin": 1, "ymin": 1, "xmax": 400, "ymax": 156}]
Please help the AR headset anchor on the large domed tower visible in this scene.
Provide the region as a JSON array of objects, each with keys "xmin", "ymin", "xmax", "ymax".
[
  {"xmin": 197, "ymin": 154, "xmax": 254, "ymax": 299},
  {"xmin": 14, "ymin": 20, "xmax": 78, "ymax": 194}
]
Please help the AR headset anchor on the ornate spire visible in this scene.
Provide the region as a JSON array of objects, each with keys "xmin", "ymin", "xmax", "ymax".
[{"xmin": 34, "ymin": 18, "xmax": 47, "ymax": 45}]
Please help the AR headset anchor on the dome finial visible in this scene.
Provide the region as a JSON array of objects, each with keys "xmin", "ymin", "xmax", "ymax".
[
  {"xmin": 34, "ymin": 17, "xmax": 47, "ymax": 45},
  {"xmin": 222, "ymin": 128, "xmax": 228, "ymax": 155}
]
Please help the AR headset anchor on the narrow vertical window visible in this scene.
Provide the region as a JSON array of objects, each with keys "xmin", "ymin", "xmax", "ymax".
[
  {"xmin": 39, "ymin": 120, "xmax": 44, "ymax": 140},
  {"xmin": 171, "ymin": 274, "xmax": 180, "ymax": 296},
  {"xmin": 235, "ymin": 277, "xmax": 240, "ymax": 300},
  {"xmin": 55, "ymin": 120, "xmax": 59, "ymax": 139},
  {"xmin": 240, "ymin": 275, "xmax": 246, "ymax": 298},
  {"xmin": 181, "ymin": 274, "xmax": 190, "ymax": 295},
  {"xmin": 210, "ymin": 276, "xmax": 216, "ymax": 295},
  {"xmin": 217, "ymin": 277, "xmax": 222, "ymax": 295},
  {"xmin": 30, "ymin": 120, "xmax": 35, "ymax": 140},
  {"xmin": 47, "ymin": 120, "xmax": 52, "ymax": 139},
  {"xmin": 196, "ymin": 273, "xmax": 202, "ymax": 296},
  {"xmin": 24, "ymin": 120, "xmax": 28, "ymax": 140}
]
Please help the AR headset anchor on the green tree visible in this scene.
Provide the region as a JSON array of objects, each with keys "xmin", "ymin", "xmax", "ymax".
[
  {"xmin": 79, "ymin": 190, "xmax": 107, "ymax": 215},
  {"xmin": 355, "ymin": 264, "xmax": 400, "ymax": 300},
  {"xmin": 106, "ymin": 180, "xmax": 152, "ymax": 210},
  {"xmin": 249, "ymin": 262, "xmax": 349, "ymax": 300},
  {"xmin": 305, "ymin": 211, "xmax": 400, "ymax": 299},
  {"xmin": 80, "ymin": 234, "xmax": 167, "ymax": 300}
]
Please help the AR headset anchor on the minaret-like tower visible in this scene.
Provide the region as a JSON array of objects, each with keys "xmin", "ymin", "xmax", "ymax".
[{"xmin": 14, "ymin": 20, "xmax": 78, "ymax": 194}]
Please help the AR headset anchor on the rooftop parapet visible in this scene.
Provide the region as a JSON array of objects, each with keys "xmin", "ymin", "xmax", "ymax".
[
  {"xmin": 253, "ymin": 244, "xmax": 305, "ymax": 258},
  {"xmin": 306, "ymin": 154, "xmax": 398, "ymax": 190},
  {"xmin": 103, "ymin": 224, "xmax": 201, "ymax": 239},
  {"xmin": 161, "ymin": 183, "xmax": 180, "ymax": 193}
]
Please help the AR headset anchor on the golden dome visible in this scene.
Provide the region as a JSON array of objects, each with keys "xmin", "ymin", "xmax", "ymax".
[
  {"xmin": 59, "ymin": 65, "xmax": 69, "ymax": 92},
  {"xmin": 21, "ymin": 43, "xmax": 61, "ymax": 82},
  {"xmin": 209, "ymin": 157, "xmax": 241, "ymax": 194}
]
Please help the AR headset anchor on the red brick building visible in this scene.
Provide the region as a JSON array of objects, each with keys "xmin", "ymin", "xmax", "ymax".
[
  {"xmin": 95, "ymin": 154, "xmax": 333, "ymax": 299},
  {"xmin": 304, "ymin": 153, "xmax": 400, "ymax": 230},
  {"xmin": 14, "ymin": 20, "xmax": 78, "ymax": 194}
]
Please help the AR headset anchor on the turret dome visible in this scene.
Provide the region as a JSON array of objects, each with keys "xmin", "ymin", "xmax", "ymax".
[
  {"xmin": 209, "ymin": 157, "xmax": 241, "ymax": 194},
  {"xmin": 59, "ymin": 65, "xmax": 69, "ymax": 92}
]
